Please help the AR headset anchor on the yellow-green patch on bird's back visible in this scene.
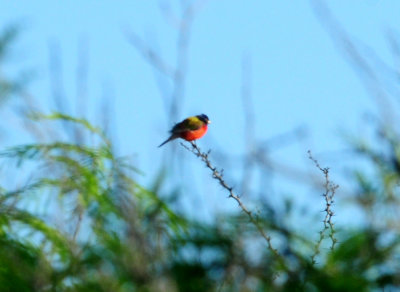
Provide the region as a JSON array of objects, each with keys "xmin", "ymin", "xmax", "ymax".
[{"xmin": 171, "ymin": 116, "xmax": 203, "ymax": 133}]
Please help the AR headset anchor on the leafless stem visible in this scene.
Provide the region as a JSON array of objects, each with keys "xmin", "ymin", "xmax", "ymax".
[
  {"xmin": 72, "ymin": 209, "xmax": 83, "ymax": 242},
  {"xmin": 125, "ymin": 0, "xmax": 207, "ymax": 125},
  {"xmin": 308, "ymin": 150, "xmax": 339, "ymax": 265},
  {"xmin": 182, "ymin": 141, "xmax": 280, "ymax": 257},
  {"xmin": 311, "ymin": 0, "xmax": 394, "ymax": 122},
  {"xmin": 48, "ymin": 40, "xmax": 69, "ymax": 115},
  {"xmin": 241, "ymin": 53, "xmax": 255, "ymax": 195},
  {"xmin": 124, "ymin": 29, "xmax": 175, "ymax": 78}
]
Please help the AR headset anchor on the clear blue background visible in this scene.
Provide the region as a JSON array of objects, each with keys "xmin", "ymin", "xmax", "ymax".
[{"xmin": 0, "ymin": 1, "xmax": 399, "ymax": 223}]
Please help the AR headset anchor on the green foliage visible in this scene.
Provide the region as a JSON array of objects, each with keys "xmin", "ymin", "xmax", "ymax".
[
  {"xmin": 0, "ymin": 111, "xmax": 191, "ymax": 290},
  {"xmin": 0, "ymin": 23, "xmax": 399, "ymax": 292},
  {"xmin": 1, "ymin": 111, "xmax": 400, "ymax": 290},
  {"xmin": 0, "ymin": 24, "xmax": 31, "ymax": 104}
]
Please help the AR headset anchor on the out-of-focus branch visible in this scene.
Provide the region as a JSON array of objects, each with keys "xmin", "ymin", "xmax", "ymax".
[
  {"xmin": 125, "ymin": 0, "xmax": 207, "ymax": 124},
  {"xmin": 48, "ymin": 40, "xmax": 69, "ymax": 116},
  {"xmin": 76, "ymin": 36, "xmax": 89, "ymax": 119},
  {"xmin": 311, "ymin": 0, "xmax": 394, "ymax": 122},
  {"xmin": 124, "ymin": 29, "xmax": 175, "ymax": 78},
  {"xmin": 72, "ymin": 207, "xmax": 83, "ymax": 241},
  {"xmin": 169, "ymin": 0, "xmax": 208, "ymax": 120},
  {"xmin": 241, "ymin": 53, "xmax": 256, "ymax": 195},
  {"xmin": 74, "ymin": 37, "xmax": 89, "ymax": 145},
  {"xmin": 387, "ymin": 30, "xmax": 400, "ymax": 81}
]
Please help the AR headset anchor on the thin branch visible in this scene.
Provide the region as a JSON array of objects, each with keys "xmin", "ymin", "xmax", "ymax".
[
  {"xmin": 308, "ymin": 150, "xmax": 339, "ymax": 265},
  {"xmin": 74, "ymin": 36, "xmax": 89, "ymax": 145},
  {"xmin": 72, "ymin": 207, "xmax": 83, "ymax": 242},
  {"xmin": 311, "ymin": 0, "xmax": 394, "ymax": 122},
  {"xmin": 125, "ymin": 0, "xmax": 207, "ymax": 125},
  {"xmin": 124, "ymin": 28, "xmax": 175, "ymax": 78},
  {"xmin": 241, "ymin": 53, "xmax": 255, "ymax": 195},
  {"xmin": 181, "ymin": 141, "xmax": 279, "ymax": 257},
  {"xmin": 169, "ymin": 0, "xmax": 208, "ymax": 120},
  {"xmin": 48, "ymin": 40, "xmax": 69, "ymax": 115}
]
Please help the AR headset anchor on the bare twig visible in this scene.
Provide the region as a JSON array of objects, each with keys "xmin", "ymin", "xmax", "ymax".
[
  {"xmin": 124, "ymin": 29, "xmax": 175, "ymax": 78},
  {"xmin": 76, "ymin": 36, "xmax": 89, "ymax": 120},
  {"xmin": 48, "ymin": 40, "xmax": 69, "ymax": 116},
  {"xmin": 74, "ymin": 36, "xmax": 89, "ymax": 145},
  {"xmin": 311, "ymin": 0, "xmax": 394, "ymax": 122},
  {"xmin": 241, "ymin": 53, "xmax": 256, "ymax": 195},
  {"xmin": 308, "ymin": 150, "xmax": 339, "ymax": 265},
  {"xmin": 125, "ymin": 0, "xmax": 207, "ymax": 125},
  {"xmin": 169, "ymin": 0, "xmax": 208, "ymax": 121},
  {"xmin": 72, "ymin": 208, "xmax": 83, "ymax": 241},
  {"xmin": 181, "ymin": 141, "xmax": 279, "ymax": 257}
]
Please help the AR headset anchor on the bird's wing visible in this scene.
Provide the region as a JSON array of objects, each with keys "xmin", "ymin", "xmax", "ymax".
[{"xmin": 171, "ymin": 116, "xmax": 202, "ymax": 133}]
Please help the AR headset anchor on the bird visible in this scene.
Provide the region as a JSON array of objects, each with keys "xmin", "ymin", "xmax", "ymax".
[{"xmin": 158, "ymin": 114, "xmax": 211, "ymax": 147}]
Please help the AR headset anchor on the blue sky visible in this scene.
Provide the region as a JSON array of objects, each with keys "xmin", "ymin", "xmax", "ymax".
[{"xmin": 0, "ymin": 1, "xmax": 399, "ymax": 223}]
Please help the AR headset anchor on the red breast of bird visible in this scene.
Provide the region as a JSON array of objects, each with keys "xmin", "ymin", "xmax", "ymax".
[{"xmin": 180, "ymin": 123, "xmax": 208, "ymax": 141}]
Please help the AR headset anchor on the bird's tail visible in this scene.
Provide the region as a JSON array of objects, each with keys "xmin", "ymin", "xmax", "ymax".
[{"xmin": 158, "ymin": 135, "xmax": 176, "ymax": 147}]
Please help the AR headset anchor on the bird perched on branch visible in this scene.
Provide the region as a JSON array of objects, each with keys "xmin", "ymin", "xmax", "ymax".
[{"xmin": 158, "ymin": 114, "xmax": 211, "ymax": 147}]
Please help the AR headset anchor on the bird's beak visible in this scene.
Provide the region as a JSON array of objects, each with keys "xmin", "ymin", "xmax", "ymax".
[{"xmin": 207, "ymin": 120, "xmax": 211, "ymax": 124}]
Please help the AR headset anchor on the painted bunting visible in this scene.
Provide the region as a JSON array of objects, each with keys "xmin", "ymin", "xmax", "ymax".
[{"xmin": 158, "ymin": 114, "xmax": 211, "ymax": 147}]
